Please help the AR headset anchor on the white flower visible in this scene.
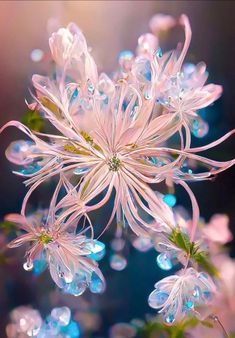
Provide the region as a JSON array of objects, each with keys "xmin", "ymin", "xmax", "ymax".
[
  {"xmin": 148, "ymin": 268, "xmax": 216, "ymax": 324},
  {"xmin": 49, "ymin": 22, "xmax": 87, "ymax": 67}
]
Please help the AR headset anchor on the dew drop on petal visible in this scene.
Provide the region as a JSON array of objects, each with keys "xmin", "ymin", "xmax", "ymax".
[
  {"xmin": 118, "ymin": 50, "xmax": 134, "ymax": 71},
  {"xmin": 87, "ymin": 240, "xmax": 106, "ymax": 261},
  {"xmin": 73, "ymin": 167, "xmax": 90, "ymax": 175},
  {"xmin": 110, "ymin": 254, "xmax": 127, "ymax": 271},
  {"xmin": 163, "ymin": 194, "xmax": 177, "ymax": 207},
  {"xmin": 156, "ymin": 253, "xmax": 173, "ymax": 271},
  {"xmin": 165, "ymin": 313, "xmax": 175, "ymax": 324},
  {"xmin": 23, "ymin": 260, "xmax": 34, "ymax": 271},
  {"xmin": 148, "ymin": 290, "xmax": 169, "ymax": 308},
  {"xmin": 185, "ymin": 300, "xmax": 194, "ymax": 309},
  {"xmin": 156, "ymin": 47, "xmax": 163, "ymax": 58},
  {"xmin": 89, "ymin": 272, "xmax": 106, "ymax": 294},
  {"xmin": 51, "ymin": 307, "xmax": 71, "ymax": 327},
  {"xmin": 60, "ymin": 320, "xmax": 80, "ymax": 338}
]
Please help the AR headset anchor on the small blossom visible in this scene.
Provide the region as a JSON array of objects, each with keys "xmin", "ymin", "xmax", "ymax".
[
  {"xmin": 148, "ymin": 268, "xmax": 216, "ymax": 324},
  {"xmin": 6, "ymin": 211, "xmax": 105, "ymax": 295}
]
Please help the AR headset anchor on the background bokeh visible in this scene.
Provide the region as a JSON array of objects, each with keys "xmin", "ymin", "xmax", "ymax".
[{"xmin": 0, "ymin": 1, "xmax": 234, "ymax": 337}]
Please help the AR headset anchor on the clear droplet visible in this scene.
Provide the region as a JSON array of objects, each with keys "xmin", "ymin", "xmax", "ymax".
[
  {"xmin": 192, "ymin": 118, "xmax": 209, "ymax": 138},
  {"xmin": 185, "ymin": 300, "xmax": 194, "ymax": 310},
  {"xmin": 87, "ymin": 240, "xmax": 106, "ymax": 261},
  {"xmin": 148, "ymin": 291, "xmax": 169, "ymax": 308},
  {"xmin": 89, "ymin": 272, "xmax": 106, "ymax": 294},
  {"xmin": 110, "ymin": 254, "xmax": 127, "ymax": 271},
  {"xmin": 165, "ymin": 313, "xmax": 175, "ymax": 324},
  {"xmin": 73, "ymin": 167, "xmax": 90, "ymax": 175},
  {"xmin": 132, "ymin": 237, "xmax": 153, "ymax": 252},
  {"xmin": 118, "ymin": 50, "xmax": 134, "ymax": 71},
  {"xmin": 30, "ymin": 49, "xmax": 44, "ymax": 62},
  {"xmin": 23, "ymin": 260, "xmax": 34, "ymax": 271},
  {"xmin": 156, "ymin": 47, "xmax": 163, "ymax": 58},
  {"xmin": 156, "ymin": 253, "xmax": 173, "ymax": 271},
  {"xmin": 51, "ymin": 306, "xmax": 71, "ymax": 326}
]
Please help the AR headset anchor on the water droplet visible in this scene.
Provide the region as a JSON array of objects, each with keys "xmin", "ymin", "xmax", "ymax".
[
  {"xmin": 51, "ymin": 307, "xmax": 71, "ymax": 326},
  {"xmin": 193, "ymin": 286, "xmax": 201, "ymax": 298},
  {"xmin": 163, "ymin": 194, "xmax": 177, "ymax": 207},
  {"xmin": 144, "ymin": 91, "xmax": 152, "ymax": 100},
  {"xmin": 60, "ymin": 320, "xmax": 80, "ymax": 338},
  {"xmin": 156, "ymin": 47, "xmax": 163, "ymax": 58},
  {"xmin": 165, "ymin": 313, "xmax": 175, "ymax": 324},
  {"xmin": 23, "ymin": 260, "xmax": 34, "ymax": 271},
  {"xmin": 156, "ymin": 253, "xmax": 173, "ymax": 271},
  {"xmin": 132, "ymin": 237, "xmax": 153, "ymax": 252},
  {"xmin": 89, "ymin": 272, "xmax": 106, "ymax": 294},
  {"xmin": 203, "ymin": 290, "xmax": 212, "ymax": 300},
  {"xmin": 64, "ymin": 271, "xmax": 73, "ymax": 283},
  {"xmin": 73, "ymin": 167, "xmax": 90, "ymax": 175},
  {"xmin": 87, "ymin": 240, "xmax": 106, "ymax": 261},
  {"xmin": 110, "ymin": 254, "xmax": 127, "ymax": 271},
  {"xmin": 185, "ymin": 300, "xmax": 194, "ymax": 309},
  {"xmin": 148, "ymin": 291, "xmax": 169, "ymax": 308},
  {"xmin": 30, "ymin": 49, "xmax": 44, "ymax": 62},
  {"xmin": 192, "ymin": 118, "xmax": 209, "ymax": 138},
  {"xmin": 19, "ymin": 163, "xmax": 42, "ymax": 175},
  {"xmin": 71, "ymin": 88, "xmax": 79, "ymax": 100},
  {"xmin": 118, "ymin": 50, "xmax": 134, "ymax": 71}
]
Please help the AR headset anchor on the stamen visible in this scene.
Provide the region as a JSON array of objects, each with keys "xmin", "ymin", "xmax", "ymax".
[{"xmin": 108, "ymin": 156, "xmax": 121, "ymax": 171}]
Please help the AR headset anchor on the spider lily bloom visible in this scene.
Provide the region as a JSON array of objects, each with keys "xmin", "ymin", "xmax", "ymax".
[
  {"xmin": 6, "ymin": 212, "xmax": 105, "ymax": 295},
  {"xmin": 148, "ymin": 267, "xmax": 216, "ymax": 325}
]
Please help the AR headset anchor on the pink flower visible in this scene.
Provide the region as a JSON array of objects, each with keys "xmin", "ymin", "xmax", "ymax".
[
  {"xmin": 6, "ymin": 212, "xmax": 105, "ymax": 294},
  {"xmin": 203, "ymin": 214, "xmax": 233, "ymax": 245}
]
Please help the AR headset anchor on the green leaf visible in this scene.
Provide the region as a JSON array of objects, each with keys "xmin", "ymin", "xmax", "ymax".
[
  {"xmin": 22, "ymin": 109, "xmax": 45, "ymax": 132},
  {"xmin": 169, "ymin": 227, "xmax": 191, "ymax": 253},
  {"xmin": 169, "ymin": 228, "xmax": 219, "ymax": 277},
  {"xmin": 193, "ymin": 251, "xmax": 219, "ymax": 277}
]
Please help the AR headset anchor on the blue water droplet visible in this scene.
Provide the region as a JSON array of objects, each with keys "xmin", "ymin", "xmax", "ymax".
[
  {"xmin": 89, "ymin": 272, "xmax": 106, "ymax": 294},
  {"xmin": 61, "ymin": 320, "xmax": 80, "ymax": 338},
  {"xmin": 73, "ymin": 167, "xmax": 90, "ymax": 175},
  {"xmin": 156, "ymin": 48, "xmax": 163, "ymax": 58},
  {"xmin": 149, "ymin": 291, "xmax": 169, "ymax": 307},
  {"xmin": 163, "ymin": 194, "xmax": 177, "ymax": 207},
  {"xmin": 118, "ymin": 50, "xmax": 134, "ymax": 63},
  {"xmin": 87, "ymin": 240, "xmax": 106, "ymax": 261},
  {"xmin": 185, "ymin": 300, "xmax": 194, "ymax": 309},
  {"xmin": 165, "ymin": 313, "xmax": 175, "ymax": 324},
  {"xmin": 192, "ymin": 118, "xmax": 209, "ymax": 138},
  {"xmin": 110, "ymin": 254, "xmax": 127, "ymax": 271},
  {"xmin": 19, "ymin": 163, "xmax": 42, "ymax": 175},
  {"xmin": 193, "ymin": 286, "xmax": 201, "ymax": 299},
  {"xmin": 156, "ymin": 253, "xmax": 173, "ymax": 270},
  {"xmin": 203, "ymin": 290, "xmax": 212, "ymax": 300}
]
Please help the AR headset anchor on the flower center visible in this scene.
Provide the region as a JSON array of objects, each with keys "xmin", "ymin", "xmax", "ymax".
[
  {"xmin": 39, "ymin": 233, "xmax": 53, "ymax": 245},
  {"xmin": 108, "ymin": 156, "xmax": 121, "ymax": 171}
]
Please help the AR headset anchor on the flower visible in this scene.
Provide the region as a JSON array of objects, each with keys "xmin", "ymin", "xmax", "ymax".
[
  {"xmin": 1, "ymin": 15, "xmax": 234, "ymax": 241},
  {"xmin": 148, "ymin": 268, "xmax": 216, "ymax": 324},
  {"xmin": 6, "ymin": 212, "xmax": 105, "ymax": 295},
  {"xmin": 6, "ymin": 306, "xmax": 42, "ymax": 337},
  {"xmin": 203, "ymin": 214, "xmax": 232, "ymax": 245}
]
